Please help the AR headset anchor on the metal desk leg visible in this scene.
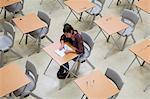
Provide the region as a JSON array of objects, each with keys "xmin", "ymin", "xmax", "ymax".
[
  {"xmin": 4, "ymin": 8, "xmax": 6, "ymax": 19},
  {"xmin": 44, "ymin": 59, "xmax": 53, "ymax": 75},
  {"xmin": 104, "ymin": 35, "xmax": 121, "ymax": 59},
  {"xmin": 19, "ymin": 34, "xmax": 25, "ymax": 44},
  {"xmin": 79, "ymin": 12, "xmax": 83, "ymax": 21},
  {"xmin": 59, "ymin": 56, "xmax": 80, "ymax": 90},
  {"xmin": 25, "ymin": 34, "xmax": 28, "ymax": 45},
  {"xmin": 141, "ymin": 61, "xmax": 145, "ymax": 66},
  {"xmin": 124, "ymin": 56, "xmax": 137, "ymax": 75},
  {"xmin": 56, "ymin": 0, "xmax": 64, "ymax": 8}
]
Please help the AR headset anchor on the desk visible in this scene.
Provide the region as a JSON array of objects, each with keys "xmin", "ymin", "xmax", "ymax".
[
  {"xmin": 124, "ymin": 39, "xmax": 150, "ymax": 75},
  {"xmin": 94, "ymin": 16, "xmax": 128, "ymax": 58},
  {"xmin": 0, "ymin": 63, "xmax": 30, "ymax": 97},
  {"xmin": 0, "ymin": 0, "xmax": 20, "ymax": 18},
  {"xmin": 64, "ymin": 0, "xmax": 95, "ymax": 23},
  {"xmin": 135, "ymin": 0, "xmax": 150, "ymax": 22},
  {"xmin": 75, "ymin": 69, "xmax": 119, "ymax": 99},
  {"xmin": 43, "ymin": 42, "xmax": 78, "ymax": 89},
  {"xmin": 13, "ymin": 13, "xmax": 47, "ymax": 44}
]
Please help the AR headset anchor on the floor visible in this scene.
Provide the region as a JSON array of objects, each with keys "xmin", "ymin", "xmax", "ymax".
[{"xmin": 1, "ymin": 0, "xmax": 150, "ymax": 99}]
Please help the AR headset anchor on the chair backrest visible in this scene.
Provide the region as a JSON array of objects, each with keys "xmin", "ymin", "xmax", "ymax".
[
  {"xmin": 105, "ymin": 68, "xmax": 124, "ymax": 98},
  {"xmin": 81, "ymin": 32, "xmax": 94, "ymax": 53},
  {"xmin": 37, "ymin": 11, "xmax": 51, "ymax": 28},
  {"xmin": 121, "ymin": 9, "xmax": 139, "ymax": 27},
  {"xmin": 2, "ymin": 22, "xmax": 15, "ymax": 47},
  {"xmin": 25, "ymin": 61, "xmax": 38, "ymax": 91},
  {"xmin": 92, "ymin": 0, "xmax": 106, "ymax": 6}
]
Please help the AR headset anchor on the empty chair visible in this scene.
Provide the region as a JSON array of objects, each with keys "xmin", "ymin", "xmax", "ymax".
[
  {"xmin": 26, "ymin": 11, "xmax": 53, "ymax": 53},
  {"xmin": 75, "ymin": 33, "xmax": 95, "ymax": 75},
  {"xmin": 13, "ymin": 61, "xmax": 41, "ymax": 99},
  {"xmin": 105, "ymin": 68, "xmax": 124, "ymax": 99},
  {"xmin": 0, "ymin": 22, "xmax": 22, "ymax": 67},
  {"xmin": 118, "ymin": 9, "xmax": 139, "ymax": 50},
  {"xmin": 86, "ymin": 0, "xmax": 106, "ymax": 22},
  {"xmin": 5, "ymin": 0, "xmax": 24, "ymax": 17}
]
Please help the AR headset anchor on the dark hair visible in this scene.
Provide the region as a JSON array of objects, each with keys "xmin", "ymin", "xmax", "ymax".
[{"xmin": 63, "ymin": 23, "xmax": 74, "ymax": 34}]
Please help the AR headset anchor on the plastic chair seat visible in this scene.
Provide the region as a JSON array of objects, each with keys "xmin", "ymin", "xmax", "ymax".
[
  {"xmin": 0, "ymin": 35, "xmax": 12, "ymax": 51},
  {"xmin": 13, "ymin": 75, "xmax": 35, "ymax": 97},
  {"xmin": 87, "ymin": 3, "xmax": 102, "ymax": 15},
  {"xmin": 118, "ymin": 26, "xmax": 134, "ymax": 36},
  {"xmin": 30, "ymin": 27, "xmax": 48, "ymax": 38}
]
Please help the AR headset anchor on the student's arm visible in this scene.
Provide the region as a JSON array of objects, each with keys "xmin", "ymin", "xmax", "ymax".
[
  {"xmin": 59, "ymin": 35, "xmax": 65, "ymax": 50},
  {"xmin": 75, "ymin": 35, "xmax": 84, "ymax": 54}
]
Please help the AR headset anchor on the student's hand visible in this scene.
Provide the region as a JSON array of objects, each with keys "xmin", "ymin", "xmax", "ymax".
[
  {"xmin": 59, "ymin": 45, "xmax": 64, "ymax": 50},
  {"xmin": 65, "ymin": 50, "xmax": 72, "ymax": 54}
]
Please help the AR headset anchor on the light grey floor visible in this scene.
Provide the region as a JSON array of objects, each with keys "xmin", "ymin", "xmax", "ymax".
[{"xmin": 1, "ymin": 0, "xmax": 150, "ymax": 99}]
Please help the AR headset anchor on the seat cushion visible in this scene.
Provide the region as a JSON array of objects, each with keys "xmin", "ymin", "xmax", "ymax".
[
  {"xmin": 79, "ymin": 47, "xmax": 90, "ymax": 62},
  {"xmin": 29, "ymin": 27, "xmax": 48, "ymax": 38},
  {"xmin": 13, "ymin": 75, "xmax": 35, "ymax": 97},
  {"xmin": 118, "ymin": 26, "xmax": 134, "ymax": 36},
  {"xmin": 0, "ymin": 35, "xmax": 12, "ymax": 51},
  {"xmin": 87, "ymin": 3, "xmax": 102, "ymax": 15},
  {"xmin": 5, "ymin": 2, "xmax": 23, "ymax": 12}
]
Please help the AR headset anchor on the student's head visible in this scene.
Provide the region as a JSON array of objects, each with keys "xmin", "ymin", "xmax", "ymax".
[{"xmin": 63, "ymin": 23, "xmax": 74, "ymax": 38}]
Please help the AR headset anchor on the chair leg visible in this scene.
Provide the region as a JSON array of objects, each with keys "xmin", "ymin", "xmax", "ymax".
[
  {"xmin": 75, "ymin": 62, "xmax": 81, "ymax": 75},
  {"xmin": 131, "ymin": 34, "xmax": 136, "ymax": 43},
  {"xmin": 0, "ymin": 51, "xmax": 4, "ymax": 67},
  {"xmin": 86, "ymin": 59, "xmax": 95, "ymax": 69},
  {"xmin": 45, "ymin": 35, "xmax": 54, "ymax": 43},
  {"xmin": 37, "ymin": 38, "xmax": 41, "ymax": 53},
  {"xmin": 121, "ymin": 36, "xmax": 128, "ymax": 51},
  {"xmin": 30, "ymin": 93, "xmax": 42, "ymax": 99}
]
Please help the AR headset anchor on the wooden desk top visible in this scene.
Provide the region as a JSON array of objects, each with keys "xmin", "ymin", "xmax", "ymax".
[
  {"xmin": 75, "ymin": 69, "xmax": 119, "ymax": 99},
  {"xmin": 129, "ymin": 39, "xmax": 150, "ymax": 64},
  {"xmin": 12, "ymin": 13, "xmax": 47, "ymax": 34},
  {"xmin": 0, "ymin": 0, "xmax": 20, "ymax": 8},
  {"xmin": 0, "ymin": 63, "xmax": 31, "ymax": 97},
  {"xmin": 64, "ymin": 0, "xmax": 95, "ymax": 13},
  {"xmin": 94, "ymin": 16, "xmax": 128, "ymax": 35},
  {"xmin": 136, "ymin": 0, "xmax": 150, "ymax": 14},
  {"xmin": 43, "ymin": 42, "xmax": 78, "ymax": 65}
]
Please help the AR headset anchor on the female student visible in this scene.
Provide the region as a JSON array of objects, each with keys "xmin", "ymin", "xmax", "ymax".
[{"xmin": 57, "ymin": 23, "xmax": 84, "ymax": 79}]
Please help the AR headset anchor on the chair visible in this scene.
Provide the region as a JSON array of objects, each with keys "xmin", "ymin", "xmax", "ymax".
[
  {"xmin": 0, "ymin": 22, "xmax": 22, "ymax": 67},
  {"xmin": 117, "ymin": 9, "xmax": 139, "ymax": 50},
  {"xmin": 75, "ymin": 33, "xmax": 95, "ymax": 74},
  {"xmin": 5, "ymin": 0, "xmax": 24, "ymax": 17},
  {"xmin": 86, "ymin": 0, "xmax": 106, "ymax": 22},
  {"xmin": 13, "ymin": 61, "xmax": 41, "ymax": 99},
  {"xmin": 81, "ymin": 68, "xmax": 124, "ymax": 99},
  {"xmin": 105, "ymin": 68, "xmax": 124, "ymax": 99},
  {"xmin": 20, "ymin": 11, "xmax": 53, "ymax": 53}
]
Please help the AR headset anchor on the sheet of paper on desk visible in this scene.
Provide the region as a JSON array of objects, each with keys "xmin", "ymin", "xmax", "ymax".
[{"xmin": 55, "ymin": 44, "xmax": 73, "ymax": 57}]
